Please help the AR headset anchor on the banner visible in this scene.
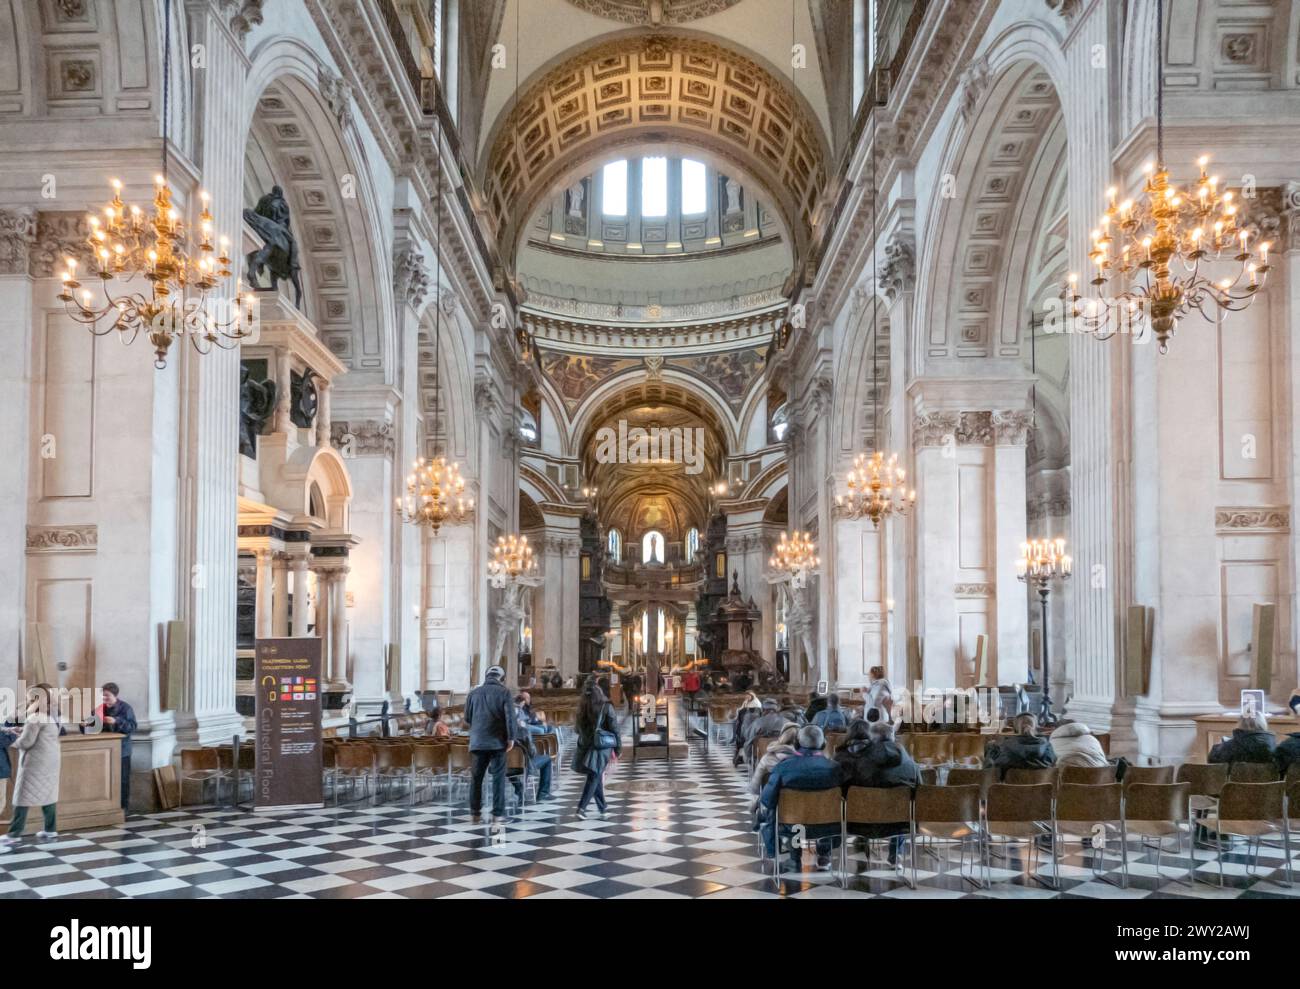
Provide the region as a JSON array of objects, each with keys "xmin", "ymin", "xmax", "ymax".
[{"xmin": 254, "ymin": 637, "xmax": 324, "ymax": 809}]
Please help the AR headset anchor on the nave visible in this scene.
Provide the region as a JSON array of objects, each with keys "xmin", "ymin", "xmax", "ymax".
[{"xmin": 2, "ymin": 712, "xmax": 1295, "ymax": 902}]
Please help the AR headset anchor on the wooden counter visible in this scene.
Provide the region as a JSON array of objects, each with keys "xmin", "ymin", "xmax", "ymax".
[
  {"xmin": 1, "ymin": 732, "xmax": 124, "ymax": 834},
  {"xmin": 1191, "ymin": 712, "xmax": 1300, "ymax": 763}
]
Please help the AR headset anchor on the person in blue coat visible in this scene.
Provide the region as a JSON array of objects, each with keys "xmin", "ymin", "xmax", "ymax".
[
  {"xmin": 463, "ymin": 666, "xmax": 519, "ymax": 825},
  {"xmin": 99, "ymin": 683, "xmax": 137, "ymax": 812},
  {"xmin": 759, "ymin": 725, "xmax": 843, "ymax": 872}
]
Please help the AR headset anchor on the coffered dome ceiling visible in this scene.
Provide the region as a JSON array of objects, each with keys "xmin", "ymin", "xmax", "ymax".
[
  {"xmin": 563, "ymin": 0, "xmax": 745, "ymax": 25},
  {"xmin": 482, "ymin": 33, "xmax": 828, "ymax": 267}
]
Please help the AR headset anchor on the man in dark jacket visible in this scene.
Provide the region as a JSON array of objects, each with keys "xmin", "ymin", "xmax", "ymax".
[
  {"xmin": 744, "ymin": 699, "xmax": 790, "ymax": 763},
  {"xmin": 99, "ymin": 683, "xmax": 138, "ymax": 812},
  {"xmin": 834, "ymin": 721, "xmax": 918, "ymax": 863},
  {"xmin": 1209, "ymin": 711, "xmax": 1277, "ymax": 767},
  {"xmin": 760, "ymin": 725, "xmax": 843, "ymax": 871},
  {"xmin": 463, "ymin": 666, "xmax": 518, "ymax": 824},
  {"xmin": 1276, "ymin": 733, "xmax": 1300, "ymax": 778},
  {"xmin": 804, "ymin": 692, "xmax": 828, "ymax": 724},
  {"xmin": 985, "ymin": 713, "xmax": 1056, "ymax": 779}
]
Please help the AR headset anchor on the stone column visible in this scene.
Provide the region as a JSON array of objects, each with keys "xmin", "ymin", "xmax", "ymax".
[
  {"xmin": 533, "ymin": 529, "xmax": 582, "ymax": 680},
  {"xmin": 911, "ymin": 411, "xmax": 961, "ymax": 690},
  {"xmin": 0, "ymin": 208, "xmax": 35, "ymax": 695},
  {"xmin": 175, "ymin": 0, "xmax": 253, "ymax": 746},
  {"xmin": 992, "ymin": 411, "xmax": 1033, "ymax": 686},
  {"xmin": 254, "ymin": 548, "xmax": 273, "ymax": 640},
  {"xmin": 315, "ymin": 569, "xmax": 332, "ymax": 666},
  {"xmin": 330, "ymin": 567, "xmax": 350, "ymax": 687},
  {"xmin": 290, "ymin": 554, "xmax": 311, "ymax": 636},
  {"xmin": 271, "ymin": 553, "xmax": 289, "ymax": 637}
]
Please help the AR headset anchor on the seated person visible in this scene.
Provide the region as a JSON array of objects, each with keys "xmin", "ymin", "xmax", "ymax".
[
  {"xmin": 744, "ymin": 698, "xmax": 792, "ymax": 764},
  {"xmin": 985, "ymin": 713, "xmax": 1056, "ymax": 779},
  {"xmin": 1049, "ymin": 721, "xmax": 1109, "ymax": 768},
  {"xmin": 426, "ymin": 713, "xmax": 451, "ymax": 738},
  {"xmin": 759, "ymin": 725, "xmax": 843, "ymax": 871},
  {"xmin": 804, "ymin": 692, "xmax": 829, "ymax": 724},
  {"xmin": 747, "ymin": 723, "xmax": 801, "ymax": 829},
  {"xmin": 1209, "ymin": 710, "xmax": 1277, "ymax": 767},
  {"xmin": 515, "ymin": 692, "xmax": 553, "ymax": 735},
  {"xmin": 813, "ymin": 694, "xmax": 848, "ymax": 732},
  {"xmin": 509, "ymin": 704, "xmax": 553, "ymax": 801},
  {"xmin": 1276, "ymin": 731, "xmax": 1300, "ymax": 778},
  {"xmin": 834, "ymin": 720, "xmax": 919, "ymax": 864}
]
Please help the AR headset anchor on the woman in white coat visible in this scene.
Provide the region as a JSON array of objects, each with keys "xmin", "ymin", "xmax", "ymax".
[
  {"xmin": 1048, "ymin": 721, "xmax": 1110, "ymax": 768},
  {"xmin": 0, "ymin": 684, "xmax": 62, "ymax": 851}
]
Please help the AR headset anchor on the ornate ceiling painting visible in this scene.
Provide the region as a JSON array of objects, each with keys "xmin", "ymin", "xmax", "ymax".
[
  {"xmin": 483, "ymin": 34, "xmax": 827, "ymax": 263},
  {"xmin": 538, "ymin": 350, "xmax": 641, "ymax": 411},
  {"xmin": 667, "ymin": 345, "xmax": 766, "ymax": 411},
  {"xmin": 563, "ymin": 0, "xmax": 745, "ymax": 26}
]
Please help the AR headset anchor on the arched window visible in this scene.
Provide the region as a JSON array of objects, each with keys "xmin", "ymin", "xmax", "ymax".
[
  {"xmin": 770, "ymin": 402, "xmax": 789, "ymax": 443},
  {"xmin": 681, "ymin": 159, "xmax": 707, "ymax": 215},
  {"xmin": 685, "ymin": 527, "xmax": 700, "ymax": 564},
  {"xmin": 602, "ymin": 160, "xmax": 627, "ymax": 216},
  {"xmin": 607, "ymin": 528, "xmax": 622, "ymax": 563},
  {"xmin": 641, "ymin": 156, "xmax": 668, "ymax": 217},
  {"xmin": 642, "ymin": 529, "xmax": 664, "ymax": 564}
]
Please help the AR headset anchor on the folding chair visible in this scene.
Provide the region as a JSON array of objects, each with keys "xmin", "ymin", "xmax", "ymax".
[
  {"xmin": 1124, "ymin": 782, "xmax": 1194, "ymax": 887},
  {"xmin": 769, "ymin": 787, "xmax": 843, "ymax": 884},
  {"xmin": 913, "ymin": 784, "xmax": 983, "ymax": 889},
  {"xmin": 1054, "ymin": 782, "xmax": 1128, "ymax": 888},
  {"xmin": 985, "ymin": 783, "xmax": 1055, "ymax": 888},
  {"xmin": 1204, "ymin": 781, "xmax": 1293, "ymax": 888}
]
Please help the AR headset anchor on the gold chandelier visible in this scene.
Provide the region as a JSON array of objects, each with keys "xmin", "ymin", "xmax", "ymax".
[
  {"xmin": 57, "ymin": 0, "xmax": 249, "ymax": 369},
  {"xmin": 769, "ymin": 531, "xmax": 820, "ymax": 589},
  {"xmin": 396, "ymin": 456, "xmax": 474, "ymax": 534},
  {"xmin": 58, "ymin": 179, "xmax": 251, "ymax": 368},
  {"xmin": 836, "ymin": 450, "xmax": 916, "ymax": 528},
  {"xmin": 1016, "ymin": 538, "xmax": 1073, "ymax": 585},
  {"xmin": 1065, "ymin": 3, "xmax": 1271, "ymax": 354},
  {"xmin": 835, "ymin": 36, "xmax": 918, "ymax": 530},
  {"xmin": 488, "ymin": 533, "xmax": 537, "ymax": 588}
]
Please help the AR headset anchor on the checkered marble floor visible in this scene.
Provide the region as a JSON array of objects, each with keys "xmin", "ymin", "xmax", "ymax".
[{"xmin": 1, "ymin": 716, "xmax": 1296, "ymax": 899}]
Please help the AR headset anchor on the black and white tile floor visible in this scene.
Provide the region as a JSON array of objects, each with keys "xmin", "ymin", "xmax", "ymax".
[{"xmin": 1, "ymin": 720, "xmax": 1296, "ymax": 899}]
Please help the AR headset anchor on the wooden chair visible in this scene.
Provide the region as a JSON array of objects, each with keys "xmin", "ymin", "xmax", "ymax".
[
  {"xmin": 946, "ymin": 766, "xmax": 995, "ymax": 800},
  {"xmin": 374, "ymin": 743, "xmax": 417, "ymax": 805},
  {"xmin": 708, "ymin": 703, "xmax": 737, "ymax": 744},
  {"xmin": 1177, "ymin": 762, "xmax": 1228, "ymax": 820},
  {"xmin": 412, "ymin": 743, "xmax": 449, "ymax": 802},
  {"xmin": 985, "ymin": 783, "xmax": 1055, "ymax": 888},
  {"xmin": 1125, "ymin": 782, "xmax": 1194, "ymax": 887},
  {"xmin": 1092, "ymin": 732, "xmax": 1112, "ymax": 756},
  {"xmin": 331, "ymin": 743, "xmax": 374, "ymax": 805},
  {"xmin": 447, "ymin": 742, "xmax": 474, "ymax": 803},
  {"xmin": 1123, "ymin": 764, "xmax": 1175, "ymax": 789},
  {"xmin": 1203, "ymin": 781, "xmax": 1293, "ymax": 888},
  {"xmin": 825, "ymin": 731, "xmax": 849, "ymax": 759},
  {"xmin": 912, "ymin": 784, "xmax": 983, "ymax": 889},
  {"xmin": 910, "ymin": 734, "xmax": 952, "ymax": 769},
  {"xmin": 1006, "ymin": 767, "xmax": 1057, "ymax": 786},
  {"xmin": 1229, "ymin": 762, "xmax": 1279, "ymax": 783},
  {"xmin": 842, "ymin": 786, "xmax": 913, "ymax": 889},
  {"xmin": 949, "ymin": 734, "xmax": 987, "ymax": 766},
  {"xmin": 1060, "ymin": 764, "xmax": 1118, "ymax": 785},
  {"xmin": 751, "ymin": 734, "xmax": 778, "ymax": 771},
  {"xmin": 179, "ymin": 748, "xmax": 228, "ymax": 808},
  {"xmin": 505, "ymin": 744, "xmax": 536, "ymax": 809},
  {"xmin": 770, "ymin": 787, "xmax": 843, "ymax": 883},
  {"xmin": 1054, "ymin": 782, "xmax": 1128, "ymax": 887}
]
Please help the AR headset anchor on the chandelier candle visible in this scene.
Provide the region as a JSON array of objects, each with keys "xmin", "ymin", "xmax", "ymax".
[{"xmin": 1017, "ymin": 538, "xmax": 1072, "ymax": 723}]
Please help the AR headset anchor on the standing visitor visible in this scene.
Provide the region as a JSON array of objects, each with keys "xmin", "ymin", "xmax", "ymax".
[
  {"xmin": 865, "ymin": 666, "xmax": 894, "ymax": 717},
  {"xmin": 573, "ymin": 683, "xmax": 620, "ymax": 819},
  {"xmin": 0, "ymin": 685, "xmax": 62, "ymax": 852},
  {"xmin": 463, "ymin": 665, "xmax": 517, "ymax": 826},
  {"xmin": 98, "ymin": 682, "xmax": 137, "ymax": 812}
]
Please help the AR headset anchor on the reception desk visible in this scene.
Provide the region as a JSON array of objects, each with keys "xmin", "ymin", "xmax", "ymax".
[
  {"xmin": 1191, "ymin": 712, "xmax": 1300, "ymax": 763},
  {"xmin": 0, "ymin": 732, "xmax": 124, "ymax": 834}
]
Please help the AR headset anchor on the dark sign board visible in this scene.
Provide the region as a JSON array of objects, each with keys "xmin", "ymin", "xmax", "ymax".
[{"xmin": 254, "ymin": 637, "xmax": 324, "ymax": 809}]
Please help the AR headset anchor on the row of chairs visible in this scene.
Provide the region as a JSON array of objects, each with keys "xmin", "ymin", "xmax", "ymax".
[{"xmin": 766, "ymin": 779, "xmax": 1298, "ymax": 891}]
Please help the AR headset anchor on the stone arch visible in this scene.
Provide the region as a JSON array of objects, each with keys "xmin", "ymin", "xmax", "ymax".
[
  {"xmin": 480, "ymin": 29, "xmax": 829, "ymax": 268},
  {"xmin": 296, "ymin": 445, "xmax": 353, "ymax": 531},
  {"xmin": 832, "ymin": 288, "xmax": 891, "ymax": 462},
  {"xmin": 416, "ymin": 302, "xmax": 475, "ymax": 465},
  {"xmin": 242, "ymin": 38, "xmax": 395, "ymax": 376}
]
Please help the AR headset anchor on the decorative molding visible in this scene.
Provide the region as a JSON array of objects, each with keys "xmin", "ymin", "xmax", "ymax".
[
  {"xmin": 954, "ymin": 582, "xmax": 994, "ymax": 597},
  {"xmin": 956, "ymin": 411, "xmax": 994, "ymax": 446},
  {"xmin": 331, "ymin": 419, "xmax": 394, "ymax": 458},
  {"xmin": 958, "ymin": 54, "xmax": 991, "ymax": 122},
  {"xmin": 912, "ymin": 411, "xmax": 959, "ymax": 448},
  {"xmin": 0, "ymin": 207, "xmax": 37, "ymax": 276},
  {"xmin": 1044, "ymin": 0, "xmax": 1082, "ymax": 21},
  {"xmin": 438, "ymin": 288, "xmax": 458, "ymax": 317},
  {"xmin": 30, "ymin": 212, "xmax": 94, "ymax": 278},
  {"xmin": 1028, "ymin": 492, "xmax": 1071, "ymax": 522},
  {"xmin": 227, "ymin": 1, "xmax": 267, "ymax": 38},
  {"xmin": 26, "ymin": 524, "xmax": 97, "ymax": 553},
  {"xmin": 562, "ymin": 0, "xmax": 744, "ymax": 25},
  {"xmin": 1215, "ymin": 507, "xmax": 1290, "ymax": 533},
  {"xmin": 393, "ymin": 248, "xmax": 431, "ymax": 310},
  {"xmin": 877, "ymin": 232, "xmax": 916, "ymax": 303},
  {"xmin": 317, "ymin": 64, "xmax": 353, "ymax": 131},
  {"xmin": 992, "ymin": 409, "xmax": 1034, "ymax": 446}
]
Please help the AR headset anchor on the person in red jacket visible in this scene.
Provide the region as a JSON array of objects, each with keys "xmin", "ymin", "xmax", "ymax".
[{"xmin": 681, "ymin": 670, "xmax": 701, "ymax": 712}]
